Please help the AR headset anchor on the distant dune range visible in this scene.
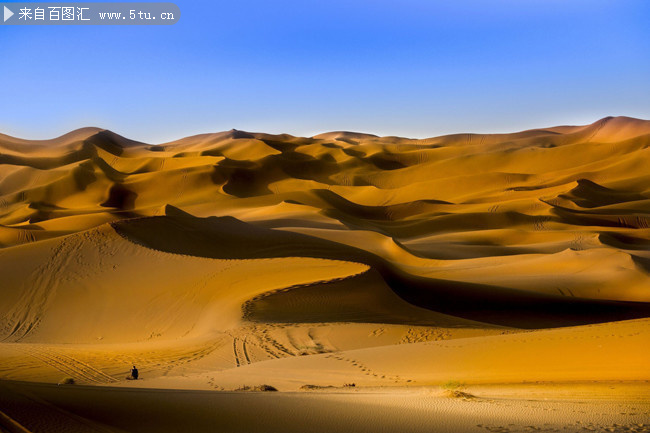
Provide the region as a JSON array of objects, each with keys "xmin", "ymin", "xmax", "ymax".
[{"xmin": 0, "ymin": 116, "xmax": 649, "ymax": 392}]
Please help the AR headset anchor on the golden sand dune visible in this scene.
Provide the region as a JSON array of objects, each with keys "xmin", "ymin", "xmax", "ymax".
[{"xmin": 0, "ymin": 117, "xmax": 649, "ymax": 432}]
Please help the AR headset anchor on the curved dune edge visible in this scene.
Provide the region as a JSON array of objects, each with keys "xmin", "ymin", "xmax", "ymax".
[
  {"xmin": 0, "ymin": 117, "xmax": 649, "ymax": 389},
  {"xmin": 0, "ymin": 221, "xmax": 369, "ymax": 344}
]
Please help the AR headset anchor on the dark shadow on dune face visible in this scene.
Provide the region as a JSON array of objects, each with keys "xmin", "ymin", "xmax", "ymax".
[
  {"xmin": 393, "ymin": 239, "xmax": 546, "ymax": 261},
  {"xmin": 599, "ymin": 232, "xmax": 650, "ymax": 250},
  {"xmin": 83, "ymin": 130, "xmax": 146, "ymax": 156},
  {"xmin": 550, "ymin": 206, "xmax": 650, "ymax": 229},
  {"xmin": 72, "ymin": 162, "xmax": 98, "ymax": 191},
  {"xmin": 258, "ymin": 139, "xmax": 300, "ymax": 153},
  {"xmin": 211, "ymin": 159, "xmax": 277, "ymax": 197},
  {"xmin": 101, "ymin": 184, "xmax": 137, "ymax": 209},
  {"xmin": 333, "ymin": 137, "xmax": 361, "ymax": 146},
  {"xmin": 211, "ymin": 152, "xmax": 344, "ymax": 198},
  {"xmin": 0, "ymin": 147, "xmax": 91, "ymax": 170},
  {"xmin": 559, "ymin": 179, "xmax": 647, "ymax": 209},
  {"xmin": 321, "ymin": 142, "xmax": 344, "ymax": 149},
  {"xmin": 223, "ymin": 167, "xmax": 273, "ymax": 197},
  {"xmin": 630, "ymin": 256, "xmax": 650, "ymax": 274},
  {"xmin": 385, "ymin": 271, "xmax": 650, "ymax": 329},
  {"xmin": 112, "ymin": 205, "xmax": 361, "ymax": 260},
  {"xmin": 28, "ymin": 201, "xmax": 65, "ymax": 223},
  {"xmin": 506, "ymin": 183, "xmax": 561, "ymax": 192},
  {"xmin": 244, "ymin": 269, "xmax": 486, "ymax": 328},
  {"xmin": 111, "ymin": 207, "xmax": 650, "ymax": 329},
  {"xmin": 271, "ymin": 152, "xmax": 340, "ymax": 182},
  {"xmin": 253, "ymin": 218, "xmax": 348, "ymax": 231},
  {"xmin": 341, "ymin": 147, "xmax": 366, "ymax": 158},
  {"xmin": 318, "ymin": 153, "xmax": 337, "ymax": 164},
  {"xmin": 228, "ymin": 129, "xmax": 256, "ymax": 140},
  {"xmin": 326, "ymin": 208, "xmax": 544, "ymax": 239},
  {"xmin": 365, "ymin": 154, "xmax": 407, "ymax": 170},
  {"xmin": 314, "ymin": 189, "xmax": 452, "ymax": 223},
  {"xmin": 603, "ymin": 234, "xmax": 650, "ymax": 283}
]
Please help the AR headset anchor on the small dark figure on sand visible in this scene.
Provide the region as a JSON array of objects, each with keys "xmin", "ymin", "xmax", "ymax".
[{"xmin": 131, "ymin": 365, "xmax": 139, "ymax": 380}]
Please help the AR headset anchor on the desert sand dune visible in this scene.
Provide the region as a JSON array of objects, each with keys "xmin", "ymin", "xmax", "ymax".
[{"xmin": 0, "ymin": 117, "xmax": 649, "ymax": 432}]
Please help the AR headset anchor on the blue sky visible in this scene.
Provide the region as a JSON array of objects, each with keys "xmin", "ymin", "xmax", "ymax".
[{"xmin": 1, "ymin": 0, "xmax": 649, "ymax": 142}]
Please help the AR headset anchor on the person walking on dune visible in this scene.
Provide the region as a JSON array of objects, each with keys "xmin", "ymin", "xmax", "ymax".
[{"xmin": 130, "ymin": 365, "xmax": 139, "ymax": 380}]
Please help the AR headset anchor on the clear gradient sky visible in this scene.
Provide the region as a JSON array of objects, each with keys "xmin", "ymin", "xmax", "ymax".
[{"xmin": 1, "ymin": 0, "xmax": 649, "ymax": 143}]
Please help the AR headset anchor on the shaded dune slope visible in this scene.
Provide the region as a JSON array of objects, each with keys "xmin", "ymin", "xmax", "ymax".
[
  {"xmin": 114, "ymin": 207, "xmax": 650, "ymax": 328},
  {"xmin": 1, "ymin": 116, "xmax": 650, "ymax": 341}
]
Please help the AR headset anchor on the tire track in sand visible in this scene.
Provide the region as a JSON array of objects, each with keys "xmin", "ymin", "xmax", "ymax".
[
  {"xmin": 19, "ymin": 346, "xmax": 116, "ymax": 384},
  {"xmin": 1, "ymin": 235, "xmax": 80, "ymax": 341}
]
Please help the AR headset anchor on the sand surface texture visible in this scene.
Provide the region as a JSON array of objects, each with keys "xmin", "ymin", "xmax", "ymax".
[{"xmin": 0, "ymin": 116, "xmax": 649, "ymax": 432}]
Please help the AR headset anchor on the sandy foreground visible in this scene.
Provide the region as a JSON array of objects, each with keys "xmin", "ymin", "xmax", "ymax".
[
  {"xmin": 1, "ymin": 117, "xmax": 650, "ymax": 432},
  {"xmin": 0, "ymin": 381, "xmax": 648, "ymax": 433},
  {"xmin": 0, "ymin": 319, "xmax": 648, "ymax": 432}
]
